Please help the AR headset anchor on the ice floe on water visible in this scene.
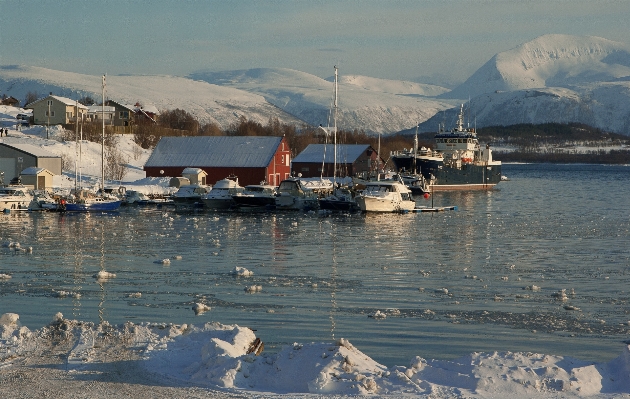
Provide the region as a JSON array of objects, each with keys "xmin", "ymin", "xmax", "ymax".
[
  {"xmin": 231, "ymin": 266, "xmax": 254, "ymax": 277},
  {"xmin": 2, "ymin": 312, "xmax": 630, "ymax": 397}
]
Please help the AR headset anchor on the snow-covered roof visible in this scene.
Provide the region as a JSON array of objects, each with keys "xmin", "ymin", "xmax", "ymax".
[
  {"xmin": 182, "ymin": 167, "xmax": 206, "ymax": 175},
  {"xmin": 0, "ymin": 143, "xmax": 60, "ymax": 158},
  {"xmin": 20, "ymin": 166, "xmax": 52, "ymax": 175},
  {"xmin": 293, "ymin": 144, "xmax": 371, "ymax": 164},
  {"xmin": 25, "ymin": 95, "xmax": 88, "ymax": 109},
  {"xmin": 87, "ymin": 105, "xmax": 116, "ymax": 113},
  {"xmin": 145, "ymin": 136, "xmax": 283, "ymax": 168}
]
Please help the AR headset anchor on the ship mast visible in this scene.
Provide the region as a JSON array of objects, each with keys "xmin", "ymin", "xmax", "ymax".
[
  {"xmin": 101, "ymin": 74, "xmax": 106, "ymax": 196},
  {"xmin": 333, "ymin": 65, "xmax": 338, "ymax": 183}
]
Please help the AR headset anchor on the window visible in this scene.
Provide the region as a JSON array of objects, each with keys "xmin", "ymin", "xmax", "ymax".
[
  {"xmin": 119, "ymin": 111, "xmax": 129, "ymax": 119},
  {"xmin": 302, "ymin": 167, "xmax": 309, "ymax": 172},
  {"xmin": 281, "ymin": 155, "xmax": 285, "ymax": 164},
  {"xmin": 286, "ymin": 155, "xmax": 290, "ymax": 166},
  {"xmin": 47, "ymin": 100, "xmax": 53, "ymax": 106},
  {"xmin": 66, "ymin": 112, "xmax": 72, "ymax": 119},
  {"xmin": 45, "ymin": 111, "xmax": 55, "ymax": 117}
]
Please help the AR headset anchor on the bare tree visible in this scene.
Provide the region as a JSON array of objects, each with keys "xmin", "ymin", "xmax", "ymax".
[{"xmin": 24, "ymin": 91, "xmax": 39, "ymax": 106}]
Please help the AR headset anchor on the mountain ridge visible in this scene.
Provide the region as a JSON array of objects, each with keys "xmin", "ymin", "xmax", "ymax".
[{"xmin": 2, "ymin": 34, "xmax": 630, "ymax": 136}]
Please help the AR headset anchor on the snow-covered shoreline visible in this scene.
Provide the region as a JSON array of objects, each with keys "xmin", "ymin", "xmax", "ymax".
[{"xmin": 1, "ymin": 312, "xmax": 629, "ymax": 398}]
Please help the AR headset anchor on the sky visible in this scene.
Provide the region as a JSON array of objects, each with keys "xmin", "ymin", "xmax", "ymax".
[{"xmin": 1, "ymin": 0, "xmax": 630, "ymax": 86}]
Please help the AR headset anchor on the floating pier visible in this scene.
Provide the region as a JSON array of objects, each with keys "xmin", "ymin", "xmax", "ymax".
[{"xmin": 412, "ymin": 205, "xmax": 457, "ymax": 213}]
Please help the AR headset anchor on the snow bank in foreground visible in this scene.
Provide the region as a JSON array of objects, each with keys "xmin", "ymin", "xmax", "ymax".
[{"xmin": 1, "ymin": 312, "xmax": 629, "ymax": 398}]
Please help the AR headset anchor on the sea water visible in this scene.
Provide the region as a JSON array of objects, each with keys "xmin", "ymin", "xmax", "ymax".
[{"xmin": 1, "ymin": 163, "xmax": 629, "ymax": 367}]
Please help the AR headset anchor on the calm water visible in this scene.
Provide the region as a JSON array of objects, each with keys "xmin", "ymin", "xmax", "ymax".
[{"xmin": 1, "ymin": 163, "xmax": 629, "ymax": 367}]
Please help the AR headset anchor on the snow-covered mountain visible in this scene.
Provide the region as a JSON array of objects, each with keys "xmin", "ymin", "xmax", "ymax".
[
  {"xmin": 0, "ymin": 65, "xmax": 452, "ymax": 134},
  {"xmin": 2, "ymin": 34, "xmax": 630, "ymax": 136}
]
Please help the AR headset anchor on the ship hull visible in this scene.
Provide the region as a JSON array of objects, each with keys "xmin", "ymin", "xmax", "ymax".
[{"xmin": 391, "ymin": 155, "xmax": 501, "ymax": 191}]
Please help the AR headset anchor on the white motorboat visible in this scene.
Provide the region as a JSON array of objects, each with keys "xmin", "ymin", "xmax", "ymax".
[
  {"xmin": 173, "ymin": 184, "xmax": 211, "ymax": 206},
  {"xmin": 232, "ymin": 184, "xmax": 277, "ymax": 209},
  {"xmin": 202, "ymin": 176, "xmax": 244, "ymax": 210},
  {"xmin": 0, "ymin": 185, "xmax": 34, "ymax": 212},
  {"xmin": 275, "ymin": 177, "xmax": 331, "ymax": 211},
  {"xmin": 354, "ymin": 180, "xmax": 416, "ymax": 213}
]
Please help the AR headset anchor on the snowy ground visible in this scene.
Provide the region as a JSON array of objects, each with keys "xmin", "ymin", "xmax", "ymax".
[
  {"xmin": 0, "ymin": 105, "xmax": 174, "ymax": 196},
  {"xmin": 1, "ymin": 312, "xmax": 630, "ymax": 398}
]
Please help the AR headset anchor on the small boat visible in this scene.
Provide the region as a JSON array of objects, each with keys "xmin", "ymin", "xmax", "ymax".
[
  {"xmin": 400, "ymin": 174, "xmax": 430, "ymax": 196},
  {"xmin": 202, "ymin": 176, "xmax": 244, "ymax": 210},
  {"xmin": 63, "ymin": 193, "xmax": 122, "ymax": 212},
  {"xmin": 318, "ymin": 186, "xmax": 358, "ymax": 212},
  {"xmin": 28, "ymin": 190, "xmax": 63, "ymax": 211},
  {"xmin": 173, "ymin": 184, "xmax": 211, "ymax": 207},
  {"xmin": 275, "ymin": 177, "xmax": 331, "ymax": 211},
  {"xmin": 232, "ymin": 184, "xmax": 277, "ymax": 210},
  {"xmin": 354, "ymin": 180, "xmax": 416, "ymax": 213},
  {"xmin": 0, "ymin": 185, "xmax": 34, "ymax": 212}
]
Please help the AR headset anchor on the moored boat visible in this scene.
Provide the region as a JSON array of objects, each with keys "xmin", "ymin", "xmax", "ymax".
[
  {"xmin": 0, "ymin": 185, "xmax": 34, "ymax": 212},
  {"xmin": 275, "ymin": 177, "xmax": 330, "ymax": 211},
  {"xmin": 232, "ymin": 184, "xmax": 277, "ymax": 210},
  {"xmin": 172, "ymin": 184, "xmax": 211, "ymax": 207},
  {"xmin": 202, "ymin": 176, "xmax": 244, "ymax": 210},
  {"xmin": 391, "ymin": 104, "xmax": 502, "ymax": 191},
  {"xmin": 354, "ymin": 180, "xmax": 416, "ymax": 213}
]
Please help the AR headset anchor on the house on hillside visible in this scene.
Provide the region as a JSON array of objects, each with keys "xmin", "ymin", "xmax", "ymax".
[
  {"xmin": 1, "ymin": 96, "xmax": 20, "ymax": 107},
  {"xmin": 133, "ymin": 103, "xmax": 159, "ymax": 124},
  {"xmin": 0, "ymin": 143, "xmax": 62, "ymax": 182},
  {"xmin": 144, "ymin": 136, "xmax": 291, "ymax": 186},
  {"xmin": 104, "ymin": 100, "xmax": 135, "ymax": 127},
  {"xmin": 86, "ymin": 105, "xmax": 115, "ymax": 125},
  {"xmin": 291, "ymin": 144, "xmax": 381, "ymax": 178},
  {"xmin": 25, "ymin": 95, "xmax": 88, "ymax": 125}
]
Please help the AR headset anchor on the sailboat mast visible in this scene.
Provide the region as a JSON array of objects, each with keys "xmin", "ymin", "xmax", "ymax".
[
  {"xmin": 333, "ymin": 65, "xmax": 338, "ymax": 183},
  {"xmin": 101, "ymin": 74, "xmax": 106, "ymax": 195},
  {"xmin": 75, "ymin": 100, "xmax": 79, "ymax": 193}
]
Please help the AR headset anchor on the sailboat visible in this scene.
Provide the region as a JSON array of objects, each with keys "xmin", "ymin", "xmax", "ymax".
[
  {"xmin": 64, "ymin": 75, "xmax": 121, "ymax": 212},
  {"xmin": 318, "ymin": 66, "xmax": 359, "ymax": 212}
]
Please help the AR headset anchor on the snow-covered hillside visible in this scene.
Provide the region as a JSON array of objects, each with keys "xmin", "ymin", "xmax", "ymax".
[{"xmin": 2, "ymin": 34, "xmax": 630, "ymax": 136}]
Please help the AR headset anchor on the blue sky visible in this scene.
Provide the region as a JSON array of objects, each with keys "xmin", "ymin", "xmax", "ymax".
[{"xmin": 1, "ymin": 0, "xmax": 629, "ymax": 85}]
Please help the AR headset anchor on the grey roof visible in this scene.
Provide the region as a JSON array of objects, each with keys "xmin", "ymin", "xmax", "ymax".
[
  {"xmin": 145, "ymin": 136, "xmax": 283, "ymax": 168},
  {"xmin": 293, "ymin": 144, "xmax": 370, "ymax": 164},
  {"xmin": 0, "ymin": 143, "xmax": 60, "ymax": 158}
]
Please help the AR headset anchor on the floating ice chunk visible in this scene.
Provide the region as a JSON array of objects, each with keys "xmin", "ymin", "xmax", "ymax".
[
  {"xmin": 524, "ymin": 285, "xmax": 541, "ymax": 291},
  {"xmin": 94, "ymin": 270, "xmax": 116, "ymax": 279},
  {"xmin": 245, "ymin": 285, "xmax": 262, "ymax": 293},
  {"xmin": 192, "ymin": 303, "xmax": 211, "ymax": 314},
  {"xmin": 435, "ymin": 288, "xmax": 449, "ymax": 294},
  {"xmin": 172, "ymin": 255, "xmax": 183, "ymax": 260},
  {"xmin": 0, "ymin": 273, "xmax": 11, "ymax": 279},
  {"xmin": 128, "ymin": 292, "xmax": 142, "ymax": 298},
  {"xmin": 563, "ymin": 305, "xmax": 580, "ymax": 311},
  {"xmin": 231, "ymin": 266, "xmax": 253, "ymax": 277},
  {"xmin": 368, "ymin": 310, "xmax": 386, "ymax": 319},
  {"xmin": 154, "ymin": 258, "xmax": 171, "ymax": 264},
  {"xmin": 52, "ymin": 312, "xmax": 63, "ymax": 322},
  {"xmin": 551, "ymin": 289, "xmax": 568, "ymax": 301}
]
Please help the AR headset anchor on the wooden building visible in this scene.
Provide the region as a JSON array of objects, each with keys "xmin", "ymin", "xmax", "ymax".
[
  {"xmin": 0, "ymin": 143, "xmax": 62, "ymax": 182},
  {"xmin": 291, "ymin": 144, "xmax": 381, "ymax": 178},
  {"xmin": 19, "ymin": 167, "xmax": 55, "ymax": 190},
  {"xmin": 144, "ymin": 136, "xmax": 291, "ymax": 186},
  {"xmin": 24, "ymin": 95, "xmax": 87, "ymax": 125}
]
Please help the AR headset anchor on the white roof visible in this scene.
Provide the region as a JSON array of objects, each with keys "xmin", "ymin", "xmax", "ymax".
[
  {"xmin": 20, "ymin": 167, "xmax": 52, "ymax": 175},
  {"xmin": 87, "ymin": 105, "xmax": 116, "ymax": 113},
  {"xmin": 0, "ymin": 143, "xmax": 60, "ymax": 158},
  {"xmin": 25, "ymin": 95, "xmax": 88, "ymax": 109}
]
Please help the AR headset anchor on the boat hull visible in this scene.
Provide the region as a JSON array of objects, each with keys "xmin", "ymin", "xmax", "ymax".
[
  {"xmin": 64, "ymin": 200, "xmax": 121, "ymax": 212},
  {"xmin": 391, "ymin": 155, "xmax": 502, "ymax": 191},
  {"xmin": 202, "ymin": 198, "xmax": 234, "ymax": 210},
  {"xmin": 318, "ymin": 198, "xmax": 358, "ymax": 212},
  {"xmin": 355, "ymin": 196, "xmax": 416, "ymax": 213}
]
